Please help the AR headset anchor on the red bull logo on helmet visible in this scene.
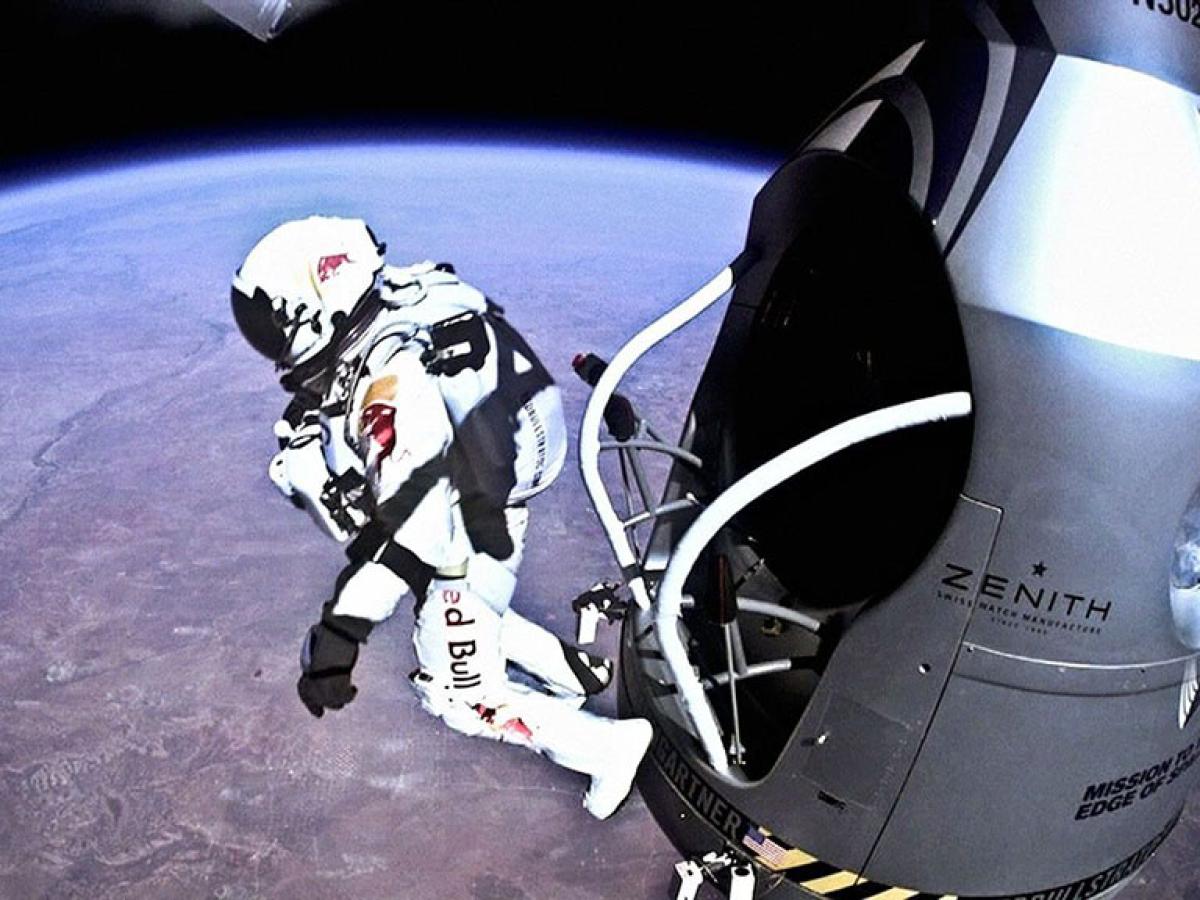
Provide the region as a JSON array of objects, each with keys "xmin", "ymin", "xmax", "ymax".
[{"xmin": 317, "ymin": 253, "xmax": 352, "ymax": 283}]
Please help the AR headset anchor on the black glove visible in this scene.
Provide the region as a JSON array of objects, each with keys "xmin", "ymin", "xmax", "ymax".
[{"xmin": 297, "ymin": 603, "xmax": 374, "ymax": 718}]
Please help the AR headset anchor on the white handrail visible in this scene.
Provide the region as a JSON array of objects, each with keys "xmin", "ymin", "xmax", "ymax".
[
  {"xmin": 657, "ymin": 392, "xmax": 974, "ymax": 774},
  {"xmin": 578, "ymin": 265, "xmax": 737, "ymax": 609},
  {"xmin": 681, "ymin": 595, "xmax": 823, "ymax": 634}
]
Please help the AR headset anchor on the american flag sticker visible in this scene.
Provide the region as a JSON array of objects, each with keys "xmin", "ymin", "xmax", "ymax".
[{"xmin": 741, "ymin": 825, "xmax": 816, "ymax": 871}]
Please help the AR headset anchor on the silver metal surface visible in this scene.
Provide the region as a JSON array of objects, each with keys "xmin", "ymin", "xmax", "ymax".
[{"xmin": 201, "ymin": 0, "xmax": 294, "ymax": 41}]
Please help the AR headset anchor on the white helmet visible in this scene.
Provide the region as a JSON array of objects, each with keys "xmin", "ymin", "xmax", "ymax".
[{"xmin": 231, "ymin": 216, "xmax": 386, "ymax": 370}]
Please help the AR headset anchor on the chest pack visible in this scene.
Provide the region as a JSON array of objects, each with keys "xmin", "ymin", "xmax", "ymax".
[{"xmin": 323, "ymin": 282, "xmax": 564, "ymax": 487}]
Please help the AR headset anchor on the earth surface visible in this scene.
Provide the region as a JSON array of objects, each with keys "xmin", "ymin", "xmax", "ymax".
[{"xmin": 0, "ymin": 141, "xmax": 1196, "ymax": 900}]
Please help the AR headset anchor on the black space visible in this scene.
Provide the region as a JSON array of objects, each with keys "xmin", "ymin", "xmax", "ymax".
[{"xmin": 0, "ymin": 1, "xmax": 928, "ymax": 174}]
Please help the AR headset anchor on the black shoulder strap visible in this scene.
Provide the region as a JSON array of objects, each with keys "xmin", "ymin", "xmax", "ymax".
[{"xmin": 487, "ymin": 309, "xmax": 555, "ymax": 398}]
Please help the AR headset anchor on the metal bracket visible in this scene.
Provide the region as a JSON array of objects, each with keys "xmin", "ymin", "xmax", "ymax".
[
  {"xmin": 571, "ymin": 580, "xmax": 628, "ymax": 645},
  {"xmin": 670, "ymin": 853, "xmax": 757, "ymax": 900}
]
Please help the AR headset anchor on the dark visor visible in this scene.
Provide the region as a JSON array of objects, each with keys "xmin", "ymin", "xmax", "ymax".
[{"xmin": 231, "ymin": 284, "xmax": 289, "ymax": 363}]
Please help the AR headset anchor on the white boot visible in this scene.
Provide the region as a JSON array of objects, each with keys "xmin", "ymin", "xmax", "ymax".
[
  {"xmin": 581, "ymin": 717, "xmax": 654, "ymax": 819},
  {"xmin": 495, "ymin": 688, "xmax": 653, "ymax": 819}
]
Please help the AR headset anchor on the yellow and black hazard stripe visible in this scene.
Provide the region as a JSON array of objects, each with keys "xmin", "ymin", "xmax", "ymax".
[
  {"xmin": 793, "ymin": 866, "xmax": 953, "ymax": 898},
  {"xmin": 780, "ymin": 811, "xmax": 1181, "ymax": 899},
  {"xmin": 777, "ymin": 855, "xmax": 953, "ymax": 899}
]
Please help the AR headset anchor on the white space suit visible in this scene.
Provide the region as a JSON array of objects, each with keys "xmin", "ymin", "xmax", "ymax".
[{"xmin": 232, "ymin": 216, "xmax": 651, "ymax": 819}]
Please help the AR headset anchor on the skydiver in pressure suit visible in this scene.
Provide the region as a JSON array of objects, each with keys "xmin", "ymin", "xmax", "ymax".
[{"xmin": 231, "ymin": 215, "xmax": 651, "ymax": 819}]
